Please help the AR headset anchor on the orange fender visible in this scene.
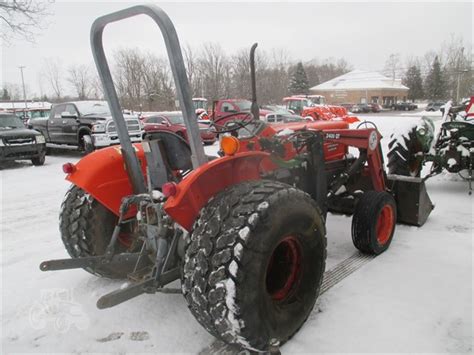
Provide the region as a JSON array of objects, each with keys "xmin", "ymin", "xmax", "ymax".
[
  {"xmin": 164, "ymin": 151, "xmax": 271, "ymax": 231},
  {"xmin": 66, "ymin": 144, "xmax": 147, "ymax": 217}
]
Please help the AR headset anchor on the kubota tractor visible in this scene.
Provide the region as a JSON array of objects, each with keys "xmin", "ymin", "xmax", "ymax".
[
  {"xmin": 283, "ymin": 95, "xmax": 359, "ymax": 123},
  {"xmin": 40, "ymin": 4, "xmax": 434, "ymax": 352}
]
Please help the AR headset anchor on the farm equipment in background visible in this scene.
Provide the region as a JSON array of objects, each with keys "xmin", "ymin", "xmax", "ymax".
[
  {"xmin": 39, "ymin": 4, "xmax": 434, "ymax": 352},
  {"xmin": 283, "ymin": 95, "xmax": 360, "ymax": 123},
  {"xmin": 388, "ymin": 97, "xmax": 474, "ymax": 194}
]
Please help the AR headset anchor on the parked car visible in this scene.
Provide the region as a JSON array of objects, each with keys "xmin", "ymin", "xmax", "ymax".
[
  {"xmin": 351, "ymin": 103, "xmax": 371, "ymax": 113},
  {"xmin": 392, "ymin": 102, "xmax": 418, "ymax": 111},
  {"xmin": 0, "ymin": 113, "xmax": 46, "ymax": 166},
  {"xmin": 339, "ymin": 103, "xmax": 354, "ymax": 111},
  {"xmin": 141, "ymin": 111, "xmax": 217, "ymax": 145},
  {"xmin": 29, "ymin": 101, "xmax": 142, "ymax": 153},
  {"xmin": 426, "ymin": 101, "xmax": 445, "ymax": 111},
  {"xmin": 368, "ymin": 103, "xmax": 382, "ymax": 113}
]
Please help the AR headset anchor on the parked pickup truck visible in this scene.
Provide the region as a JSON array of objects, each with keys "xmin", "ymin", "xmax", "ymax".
[
  {"xmin": 0, "ymin": 113, "xmax": 46, "ymax": 166},
  {"xmin": 29, "ymin": 100, "xmax": 143, "ymax": 153}
]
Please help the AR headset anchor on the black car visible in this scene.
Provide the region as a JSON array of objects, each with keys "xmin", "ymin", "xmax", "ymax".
[
  {"xmin": 392, "ymin": 102, "xmax": 417, "ymax": 111},
  {"xmin": 351, "ymin": 103, "xmax": 372, "ymax": 113},
  {"xmin": 426, "ymin": 101, "xmax": 445, "ymax": 112},
  {"xmin": 0, "ymin": 113, "xmax": 46, "ymax": 166}
]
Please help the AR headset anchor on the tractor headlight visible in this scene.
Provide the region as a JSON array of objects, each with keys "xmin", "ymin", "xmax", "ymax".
[
  {"xmin": 35, "ymin": 135, "xmax": 46, "ymax": 144},
  {"xmin": 92, "ymin": 122, "xmax": 106, "ymax": 133}
]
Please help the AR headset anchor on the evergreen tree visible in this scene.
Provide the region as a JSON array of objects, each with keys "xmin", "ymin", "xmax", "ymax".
[
  {"xmin": 403, "ymin": 65, "xmax": 424, "ymax": 101},
  {"xmin": 2, "ymin": 88, "xmax": 10, "ymax": 100},
  {"xmin": 288, "ymin": 62, "xmax": 310, "ymax": 95},
  {"xmin": 424, "ymin": 56, "xmax": 447, "ymax": 100}
]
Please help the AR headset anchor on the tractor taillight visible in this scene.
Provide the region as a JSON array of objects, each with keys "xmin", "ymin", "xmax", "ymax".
[
  {"xmin": 162, "ymin": 182, "xmax": 178, "ymax": 197},
  {"xmin": 62, "ymin": 163, "xmax": 76, "ymax": 174}
]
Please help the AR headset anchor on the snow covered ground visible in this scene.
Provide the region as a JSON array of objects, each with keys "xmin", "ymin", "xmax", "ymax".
[{"xmin": 1, "ymin": 113, "xmax": 472, "ymax": 354}]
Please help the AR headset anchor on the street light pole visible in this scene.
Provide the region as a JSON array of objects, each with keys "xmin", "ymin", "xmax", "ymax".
[{"xmin": 18, "ymin": 66, "xmax": 28, "ymax": 110}]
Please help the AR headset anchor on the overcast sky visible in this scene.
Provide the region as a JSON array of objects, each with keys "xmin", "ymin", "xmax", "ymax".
[{"xmin": 2, "ymin": 0, "xmax": 472, "ymax": 97}]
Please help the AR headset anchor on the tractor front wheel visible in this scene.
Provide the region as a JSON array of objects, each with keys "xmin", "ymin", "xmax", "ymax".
[
  {"xmin": 182, "ymin": 180, "xmax": 326, "ymax": 351},
  {"xmin": 352, "ymin": 191, "xmax": 397, "ymax": 255},
  {"xmin": 59, "ymin": 185, "xmax": 140, "ymax": 279}
]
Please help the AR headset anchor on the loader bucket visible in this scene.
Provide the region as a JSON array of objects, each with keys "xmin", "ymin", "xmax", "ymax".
[{"xmin": 387, "ymin": 174, "xmax": 434, "ymax": 226}]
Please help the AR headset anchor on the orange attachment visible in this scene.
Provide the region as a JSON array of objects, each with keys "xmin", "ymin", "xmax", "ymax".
[{"xmin": 220, "ymin": 135, "xmax": 240, "ymax": 156}]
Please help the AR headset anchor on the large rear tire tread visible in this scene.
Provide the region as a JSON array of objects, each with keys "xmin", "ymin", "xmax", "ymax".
[
  {"xmin": 387, "ymin": 128, "xmax": 422, "ymax": 177},
  {"xmin": 182, "ymin": 180, "xmax": 326, "ymax": 351},
  {"xmin": 59, "ymin": 185, "xmax": 133, "ymax": 279}
]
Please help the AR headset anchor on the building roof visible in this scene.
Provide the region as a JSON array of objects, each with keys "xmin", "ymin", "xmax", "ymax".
[{"xmin": 310, "ymin": 70, "xmax": 409, "ymax": 91}]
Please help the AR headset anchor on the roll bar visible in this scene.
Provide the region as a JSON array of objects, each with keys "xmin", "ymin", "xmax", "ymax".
[{"xmin": 90, "ymin": 4, "xmax": 207, "ymax": 194}]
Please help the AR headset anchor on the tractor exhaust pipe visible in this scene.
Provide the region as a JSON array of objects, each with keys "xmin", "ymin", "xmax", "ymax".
[{"xmin": 250, "ymin": 43, "xmax": 259, "ymax": 120}]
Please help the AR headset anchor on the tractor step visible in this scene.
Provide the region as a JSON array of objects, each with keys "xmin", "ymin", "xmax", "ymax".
[{"xmin": 199, "ymin": 251, "xmax": 375, "ymax": 355}]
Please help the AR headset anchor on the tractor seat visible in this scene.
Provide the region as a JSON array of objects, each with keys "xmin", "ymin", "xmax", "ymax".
[{"xmin": 144, "ymin": 130, "xmax": 217, "ymax": 171}]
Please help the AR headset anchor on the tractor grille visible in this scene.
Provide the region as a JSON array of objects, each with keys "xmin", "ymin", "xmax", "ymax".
[
  {"xmin": 106, "ymin": 119, "xmax": 141, "ymax": 134},
  {"xmin": 3, "ymin": 136, "xmax": 35, "ymax": 146}
]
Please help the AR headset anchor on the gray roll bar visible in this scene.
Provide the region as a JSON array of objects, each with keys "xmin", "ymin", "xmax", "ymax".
[{"xmin": 90, "ymin": 4, "xmax": 207, "ymax": 194}]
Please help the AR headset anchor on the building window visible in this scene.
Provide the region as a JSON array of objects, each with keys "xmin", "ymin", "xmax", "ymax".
[{"xmin": 371, "ymin": 96, "xmax": 379, "ymax": 103}]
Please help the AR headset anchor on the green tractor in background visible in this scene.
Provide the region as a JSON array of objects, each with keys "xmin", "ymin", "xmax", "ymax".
[{"xmin": 387, "ymin": 97, "xmax": 474, "ymax": 194}]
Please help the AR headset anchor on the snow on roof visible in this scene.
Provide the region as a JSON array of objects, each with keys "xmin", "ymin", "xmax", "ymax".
[
  {"xmin": 0, "ymin": 101, "xmax": 52, "ymax": 110},
  {"xmin": 310, "ymin": 70, "xmax": 409, "ymax": 91}
]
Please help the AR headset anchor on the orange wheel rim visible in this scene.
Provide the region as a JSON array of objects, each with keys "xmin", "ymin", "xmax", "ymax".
[{"xmin": 376, "ymin": 205, "xmax": 394, "ymax": 245}]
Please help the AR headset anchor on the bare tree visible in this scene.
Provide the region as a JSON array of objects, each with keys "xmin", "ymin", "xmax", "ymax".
[
  {"xmin": 2, "ymin": 82, "xmax": 21, "ymax": 100},
  {"xmin": 68, "ymin": 64, "xmax": 92, "ymax": 100},
  {"xmin": 42, "ymin": 58, "xmax": 63, "ymax": 99},
  {"xmin": 383, "ymin": 53, "xmax": 402, "ymax": 80},
  {"xmin": 0, "ymin": 1, "xmax": 52, "ymax": 43},
  {"xmin": 113, "ymin": 48, "xmax": 146, "ymax": 110},
  {"xmin": 199, "ymin": 43, "xmax": 230, "ymax": 103},
  {"xmin": 89, "ymin": 71, "xmax": 104, "ymax": 100}
]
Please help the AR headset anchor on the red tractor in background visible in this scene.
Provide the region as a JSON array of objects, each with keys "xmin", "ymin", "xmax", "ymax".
[
  {"xmin": 284, "ymin": 95, "xmax": 359, "ymax": 123},
  {"xmin": 40, "ymin": 5, "xmax": 434, "ymax": 352}
]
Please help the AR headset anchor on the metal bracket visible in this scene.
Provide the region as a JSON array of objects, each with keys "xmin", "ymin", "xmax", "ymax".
[{"xmin": 90, "ymin": 4, "xmax": 207, "ymax": 195}]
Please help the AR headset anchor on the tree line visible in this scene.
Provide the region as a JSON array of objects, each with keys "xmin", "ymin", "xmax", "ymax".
[
  {"xmin": 2, "ymin": 44, "xmax": 351, "ymax": 111},
  {"xmin": 384, "ymin": 35, "xmax": 472, "ymax": 102},
  {"xmin": 3, "ymin": 37, "xmax": 471, "ymax": 109}
]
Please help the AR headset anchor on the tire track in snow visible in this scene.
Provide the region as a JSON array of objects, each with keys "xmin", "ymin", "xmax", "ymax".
[{"xmin": 199, "ymin": 251, "xmax": 376, "ymax": 355}]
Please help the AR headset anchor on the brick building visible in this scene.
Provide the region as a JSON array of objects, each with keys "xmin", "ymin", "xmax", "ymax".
[{"xmin": 310, "ymin": 70, "xmax": 409, "ymax": 106}]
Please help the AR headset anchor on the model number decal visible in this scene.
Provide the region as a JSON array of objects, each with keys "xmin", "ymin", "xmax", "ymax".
[{"xmin": 325, "ymin": 133, "xmax": 340, "ymax": 139}]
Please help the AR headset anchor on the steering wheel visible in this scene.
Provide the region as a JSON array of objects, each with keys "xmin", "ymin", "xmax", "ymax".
[{"xmin": 210, "ymin": 111, "xmax": 257, "ymax": 135}]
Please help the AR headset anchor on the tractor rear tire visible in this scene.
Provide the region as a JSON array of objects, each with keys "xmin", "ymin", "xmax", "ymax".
[
  {"xmin": 182, "ymin": 180, "xmax": 326, "ymax": 351},
  {"xmin": 387, "ymin": 128, "xmax": 422, "ymax": 177},
  {"xmin": 352, "ymin": 191, "xmax": 397, "ymax": 255},
  {"xmin": 59, "ymin": 185, "xmax": 139, "ymax": 279}
]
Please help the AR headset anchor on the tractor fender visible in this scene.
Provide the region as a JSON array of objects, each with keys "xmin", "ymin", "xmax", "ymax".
[
  {"xmin": 164, "ymin": 151, "xmax": 272, "ymax": 231},
  {"xmin": 66, "ymin": 144, "xmax": 146, "ymax": 217}
]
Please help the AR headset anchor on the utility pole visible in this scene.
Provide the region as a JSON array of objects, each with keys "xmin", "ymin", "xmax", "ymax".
[{"xmin": 18, "ymin": 66, "xmax": 28, "ymax": 110}]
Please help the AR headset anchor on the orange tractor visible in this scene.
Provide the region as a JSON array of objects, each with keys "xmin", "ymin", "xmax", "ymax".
[
  {"xmin": 283, "ymin": 95, "xmax": 359, "ymax": 123},
  {"xmin": 40, "ymin": 4, "xmax": 434, "ymax": 351}
]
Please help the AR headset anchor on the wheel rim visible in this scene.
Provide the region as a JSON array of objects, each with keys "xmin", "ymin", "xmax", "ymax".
[
  {"xmin": 266, "ymin": 235, "xmax": 302, "ymax": 302},
  {"xmin": 376, "ymin": 205, "xmax": 394, "ymax": 245}
]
